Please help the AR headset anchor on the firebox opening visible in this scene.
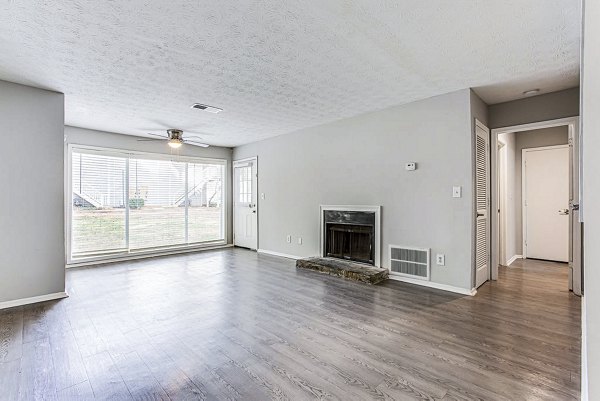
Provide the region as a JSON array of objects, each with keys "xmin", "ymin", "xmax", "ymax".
[
  {"xmin": 322, "ymin": 210, "xmax": 376, "ymax": 266},
  {"xmin": 325, "ymin": 223, "xmax": 373, "ymax": 264}
]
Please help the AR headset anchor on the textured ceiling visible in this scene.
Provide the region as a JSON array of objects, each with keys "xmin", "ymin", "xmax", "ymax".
[{"xmin": 0, "ymin": 1, "xmax": 580, "ymax": 147}]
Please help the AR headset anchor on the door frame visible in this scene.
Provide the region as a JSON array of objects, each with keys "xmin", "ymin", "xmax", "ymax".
[
  {"xmin": 490, "ymin": 116, "xmax": 581, "ymax": 294},
  {"xmin": 497, "ymin": 140, "xmax": 507, "ymax": 266},
  {"xmin": 521, "ymin": 144, "xmax": 570, "ymax": 260},
  {"xmin": 233, "ymin": 156, "xmax": 258, "ymax": 250}
]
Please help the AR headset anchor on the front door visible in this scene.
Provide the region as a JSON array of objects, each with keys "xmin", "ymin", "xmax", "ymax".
[
  {"xmin": 523, "ymin": 146, "xmax": 569, "ymax": 262},
  {"xmin": 233, "ymin": 158, "xmax": 258, "ymax": 249}
]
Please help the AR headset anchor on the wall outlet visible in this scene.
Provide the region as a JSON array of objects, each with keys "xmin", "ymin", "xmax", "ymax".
[
  {"xmin": 297, "ymin": 237, "xmax": 302, "ymax": 245},
  {"xmin": 260, "ymin": 193, "xmax": 265, "ymax": 200},
  {"xmin": 405, "ymin": 162, "xmax": 417, "ymax": 171},
  {"xmin": 286, "ymin": 235, "xmax": 291, "ymax": 243},
  {"xmin": 436, "ymin": 254, "xmax": 445, "ymax": 266},
  {"xmin": 452, "ymin": 186, "xmax": 462, "ymax": 198}
]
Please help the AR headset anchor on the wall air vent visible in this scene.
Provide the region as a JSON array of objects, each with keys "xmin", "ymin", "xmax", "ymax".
[
  {"xmin": 389, "ymin": 245, "xmax": 430, "ymax": 280},
  {"xmin": 191, "ymin": 103, "xmax": 223, "ymax": 113}
]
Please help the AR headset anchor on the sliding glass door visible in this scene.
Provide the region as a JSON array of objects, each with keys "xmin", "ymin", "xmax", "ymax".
[{"xmin": 69, "ymin": 147, "xmax": 226, "ymax": 262}]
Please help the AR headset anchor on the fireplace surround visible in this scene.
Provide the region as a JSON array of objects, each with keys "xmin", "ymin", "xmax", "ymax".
[{"xmin": 319, "ymin": 205, "xmax": 381, "ymax": 267}]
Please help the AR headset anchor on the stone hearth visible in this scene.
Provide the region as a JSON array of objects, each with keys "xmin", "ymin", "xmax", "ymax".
[{"xmin": 296, "ymin": 257, "xmax": 389, "ymax": 284}]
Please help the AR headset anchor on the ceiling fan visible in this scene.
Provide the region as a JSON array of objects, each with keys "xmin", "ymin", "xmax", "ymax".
[{"xmin": 137, "ymin": 129, "xmax": 210, "ymax": 148}]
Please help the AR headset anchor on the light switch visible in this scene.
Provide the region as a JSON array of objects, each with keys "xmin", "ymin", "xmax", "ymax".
[
  {"xmin": 260, "ymin": 193, "xmax": 265, "ymax": 200},
  {"xmin": 405, "ymin": 162, "xmax": 416, "ymax": 171},
  {"xmin": 452, "ymin": 186, "xmax": 462, "ymax": 198}
]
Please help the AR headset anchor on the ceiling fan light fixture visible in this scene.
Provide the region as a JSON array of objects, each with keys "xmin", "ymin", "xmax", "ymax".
[{"xmin": 168, "ymin": 138, "xmax": 183, "ymax": 149}]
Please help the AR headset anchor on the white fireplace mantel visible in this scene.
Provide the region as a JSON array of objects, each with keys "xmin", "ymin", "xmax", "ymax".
[{"xmin": 319, "ymin": 205, "xmax": 381, "ymax": 267}]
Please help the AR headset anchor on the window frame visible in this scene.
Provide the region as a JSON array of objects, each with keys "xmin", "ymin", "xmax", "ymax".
[{"xmin": 66, "ymin": 144, "xmax": 228, "ymax": 265}]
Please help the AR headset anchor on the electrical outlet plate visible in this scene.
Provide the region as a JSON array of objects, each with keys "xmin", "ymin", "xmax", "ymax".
[
  {"xmin": 436, "ymin": 254, "xmax": 445, "ymax": 266},
  {"xmin": 452, "ymin": 186, "xmax": 462, "ymax": 198},
  {"xmin": 286, "ymin": 235, "xmax": 291, "ymax": 243},
  {"xmin": 298, "ymin": 237, "xmax": 302, "ymax": 245},
  {"xmin": 405, "ymin": 162, "xmax": 416, "ymax": 171}
]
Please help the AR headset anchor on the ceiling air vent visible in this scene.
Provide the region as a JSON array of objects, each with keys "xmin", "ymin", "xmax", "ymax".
[
  {"xmin": 191, "ymin": 103, "xmax": 223, "ymax": 114},
  {"xmin": 389, "ymin": 245, "xmax": 430, "ymax": 280}
]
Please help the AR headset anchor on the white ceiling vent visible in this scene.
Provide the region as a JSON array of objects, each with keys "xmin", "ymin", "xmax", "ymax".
[
  {"xmin": 191, "ymin": 103, "xmax": 223, "ymax": 114},
  {"xmin": 389, "ymin": 245, "xmax": 430, "ymax": 280}
]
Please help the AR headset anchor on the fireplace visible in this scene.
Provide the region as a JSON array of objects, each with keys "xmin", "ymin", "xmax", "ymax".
[{"xmin": 320, "ymin": 206, "xmax": 381, "ymax": 266}]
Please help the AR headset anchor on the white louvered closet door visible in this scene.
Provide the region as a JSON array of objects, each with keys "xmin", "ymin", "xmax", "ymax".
[{"xmin": 475, "ymin": 121, "xmax": 490, "ymax": 288}]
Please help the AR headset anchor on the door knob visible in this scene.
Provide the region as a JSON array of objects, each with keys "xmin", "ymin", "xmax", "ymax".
[{"xmin": 558, "ymin": 209, "xmax": 569, "ymax": 215}]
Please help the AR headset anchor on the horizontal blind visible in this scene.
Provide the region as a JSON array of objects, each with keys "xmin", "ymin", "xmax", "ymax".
[
  {"xmin": 129, "ymin": 158, "xmax": 186, "ymax": 250},
  {"xmin": 71, "ymin": 148, "xmax": 226, "ymax": 261},
  {"xmin": 71, "ymin": 152, "xmax": 127, "ymax": 256},
  {"xmin": 188, "ymin": 162, "xmax": 225, "ymax": 243}
]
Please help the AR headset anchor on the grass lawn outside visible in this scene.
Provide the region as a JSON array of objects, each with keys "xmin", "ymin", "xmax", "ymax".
[{"xmin": 72, "ymin": 206, "xmax": 223, "ymax": 256}]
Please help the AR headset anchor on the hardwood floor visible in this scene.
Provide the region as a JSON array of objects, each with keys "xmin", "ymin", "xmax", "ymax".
[{"xmin": 0, "ymin": 249, "xmax": 580, "ymax": 400}]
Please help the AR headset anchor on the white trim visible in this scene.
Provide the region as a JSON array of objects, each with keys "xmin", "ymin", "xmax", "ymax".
[
  {"xmin": 506, "ymin": 254, "xmax": 522, "ymax": 266},
  {"xmin": 492, "ymin": 117, "xmax": 580, "ymax": 136},
  {"xmin": 521, "ymin": 144, "xmax": 570, "ymax": 259},
  {"xmin": 490, "ymin": 116, "xmax": 579, "ymax": 282},
  {"xmin": 0, "ymin": 292, "xmax": 68, "ymax": 310},
  {"xmin": 389, "ymin": 275, "xmax": 477, "ymax": 296},
  {"xmin": 319, "ymin": 205, "xmax": 381, "ymax": 267},
  {"xmin": 67, "ymin": 243, "xmax": 232, "ymax": 268},
  {"xmin": 257, "ymin": 249, "xmax": 302, "ymax": 260}
]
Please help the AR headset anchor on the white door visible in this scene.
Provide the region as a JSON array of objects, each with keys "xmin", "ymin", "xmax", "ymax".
[
  {"xmin": 523, "ymin": 146, "xmax": 569, "ymax": 262},
  {"xmin": 234, "ymin": 158, "xmax": 257, "ymax": 249},
  {"xmin": 475, "ymin": 121, "xmax": 490, "ymax": 288},
  {"xmin": 569, "ymin": 123, "xmax": 582, "ymax": 295}
]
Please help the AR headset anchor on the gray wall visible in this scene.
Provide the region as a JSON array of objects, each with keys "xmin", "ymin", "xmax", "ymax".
[
  {"xmin": 583, "ymin": 0, "xmax": 599, "ymax": 398},
  {"xmin": 234, "ymin": 89, "xmax": 477, "ymax": 291},
  {"xmin": 0, "ymin": 81, "xmax": 65, "ymax": 303},
  {"xmin": 489, "ymin": 87, "xmax": 579, "ymax": 129},
  {"xmin": 512, "ymin": 127, "xmax": 569, "ymax": 256},
  {"xmin": 64, "ymin": 126, "xmax": 235, "ymax": 245}
]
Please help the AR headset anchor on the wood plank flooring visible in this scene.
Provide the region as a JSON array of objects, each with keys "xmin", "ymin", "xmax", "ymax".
[{"xmin": 0, "ymin": 249, "xmax": 580, "ymax": 400}]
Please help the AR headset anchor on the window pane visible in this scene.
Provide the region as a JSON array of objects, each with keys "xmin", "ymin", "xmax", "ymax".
[
  {"xmin": 188, "ymin": 162, "xmax": 224, "ymax": 243},
  {"xmin": 129, "ymin": 158, "xmax": 186, "ymax": 249},
  {"xmin": 72, "ymin": 152, "xmax": 127, "ymax": 256}
]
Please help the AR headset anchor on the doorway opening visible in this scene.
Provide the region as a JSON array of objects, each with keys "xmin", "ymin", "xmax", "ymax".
[
  {"xmin": 490, "ymin": 117, "xmax": 581, "ymax": 295},
  {"xmin": 233, "ymin": 157, "xmax": 258, "ymax": 250}
]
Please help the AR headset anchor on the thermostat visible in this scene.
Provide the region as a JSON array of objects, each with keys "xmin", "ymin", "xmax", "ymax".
[{"xmin": 405, "ymin": 162, "xmax": 417, "ymax": 171}]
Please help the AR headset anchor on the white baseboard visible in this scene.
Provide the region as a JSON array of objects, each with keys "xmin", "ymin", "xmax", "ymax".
[
  {"xmin": 257, "ymin": 249, "xmax": 303, "ymax": 260},
  {"xmin": 506, "ymin": 254, "xmax": 523, "ymax": 266},
  {"xmin": 389, "ymin": 275, "xmax": 477, "ymax": 296},
  {"xmin": 0, "ymin": 291, "xmax": 68, "ymax": 310}
]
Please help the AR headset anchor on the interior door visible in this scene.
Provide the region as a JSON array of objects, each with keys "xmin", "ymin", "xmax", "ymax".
[
  {"xmin": 234, "ymin": 158, "xmax": 257, "ymax": 250},
  {"xmin": 475, "ymin": 121, "xmax": 490, "ymax": 288},
  {"xmin": 523, "ymin": 146, "xmax": 569, "ymax": 262},
  {"xmin": 569, "ymin": 123, "xmax": 582, "ymax": 295}
]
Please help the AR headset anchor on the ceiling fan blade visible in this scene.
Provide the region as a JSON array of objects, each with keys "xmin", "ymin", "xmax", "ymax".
[
  {"xmin": 137, "ymin": 138, "xmax": 163, "ymax": 142},
  {"xmin": 185, "ymin": 140, "xmax": 210, "ymax": 148},
  {"xmin": 146, "ymin": 132, "xmax": 167, "ymax": 138}
]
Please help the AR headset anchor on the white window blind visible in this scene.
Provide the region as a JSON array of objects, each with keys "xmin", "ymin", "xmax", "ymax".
[
  {"xmin": 70, "ymin": 148, "xmax": 226, "ymax": 262},
  {"xmin": 71, "ymin": 152, "xmax": 127, "ymax": 257},
  {"xmin": 129, "ymin": 158, "xmax": 187, "ymax": 250},
  {"xmin": 188, "ymin": 162, "xmax": 225, "ymax": 243}
]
